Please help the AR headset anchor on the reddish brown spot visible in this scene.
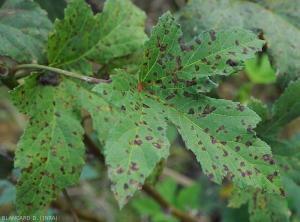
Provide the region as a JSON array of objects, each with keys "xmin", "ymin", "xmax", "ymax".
[
  {"xmin": 145, "ymin": 136, "xmax": 153, "ymax": 141},
  {"xmin": 130, "ymin": 162, "xmax": 139, "ymax": 171},
  {"xmin": 208, "ymin": 173, "xmax": 215, "ymax": 181},
  {"xmin": 152, "ymin": 142, "xmax": 162, "ymax": 149},
  {"xmin": 226, "ymin": 59, "xmax": 238, "ymax": 67},
  {"xmin": 134, "ymin": 140, "xmax": 143, "ymax": 146}
]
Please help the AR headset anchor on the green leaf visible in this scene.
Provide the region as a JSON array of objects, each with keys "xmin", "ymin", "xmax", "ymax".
[
  {"xmin": 0, "ymin": 154, "xmax": 14, "ymax": 179},
  {"xmin": 93, "ymin": 12, "xmax": 283, "ymax": 208},
  {"xmin": 178, "ymin": 0, "xmax": 300, "ymax": 87},
  {"xmin": 245, "ymin": 54, "xmax": 276, "ymax": 84},
  {"xmin": 34, "ymin": 0, "xmax": 67, "ymax": 22},
  {"xmin": 250, "ymin": 78, "xmax": 300, "ymax": 141},
  {"xmin": 47, "ymin": 0, "xmax": 148, "ymax": 74},
  {"xmin": 228, "ymin": 187, "xmax": 289, "ymax": 222},
  {"xmin": 0, "ymin": 0, "xmax": 52, "ymax": 63},
  {"xmin": 10, "ymin": 73, "xmax": 119, "ymax": 215}
]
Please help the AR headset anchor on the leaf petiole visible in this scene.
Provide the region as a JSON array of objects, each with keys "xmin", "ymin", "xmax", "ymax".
[{"xmin": 13, "ymin": 64, "xmax": 110, "ymax": 84}]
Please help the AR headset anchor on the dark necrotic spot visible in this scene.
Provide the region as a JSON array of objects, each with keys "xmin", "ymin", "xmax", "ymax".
[
  {"xmin": 155, "ymin": 79, "xmax": 163, "ymax": 84},
  {"xmin": 195, "ymin": 37, "xmax": 201, "ymax": 45},
  {"xmin": 247, "ymin": 125, "xmax": 253, "ymax": 132},
  {"xmin": 242, "ymin": 47, "xmax": 248, "ymax": 54},
  {"xmin": 134, "ymin": 140, "xmax": 143, "ymax": 146},
  {"xmin": 208, "ymin": 173, "xmax": 215, "ymax": 181},
  {"xmin": 245, "ymin": 141, "xmax": 253, "ymax": 147},
  {"xmin": 226, "ymin": 59, "xmax": 238, "ymax": 67},
  {"xmin": 145, "ymin": 136, "xmax": 153, "ymax": 141},
  {"xmin": 166, "ymin": 94, "xmax": 175, "ymax": 100},
  {"xmin": 236, "ymin": 104, "xmax": 245, "ymax": 112},
  {"xmin": 235, "ymin": 40, "xmax": 239, "ymax": 45},
  {"xmin": 195, "ymin": 65, "xmax": 200, "ymax": 71},
  {"xmin": 236, "ymin": 135, "xmax": 243, "ymax": 142},
  {"xmin": 209, "ymin": 30, "xmax": 216, "ymax": 41},
  {"xmin": 210, "ymin": 136, "xmax": 217, "ymax": 144},
  {"xmin": 130, "ymin": 162, "xmax": 139, "ymax": 171},
  {"xmin": 55, "ymin": 112, "xmax": 60, "ymax": 117},
  {"xmin": 215, "ymin": 55, "xmax": 221, "ymax": 60},
  {"xmin": 267, "ymin": 174, "xmax": 273, "ymax": 182},
  {"xmin": 102, "ymin": 90, "xmax": 108, "ymax": 95},
  {"xmin": 37, "ymin": 72, "xmax": 60, "ymax": 86},
  {"xmin": 158, "ymin": 127, "xmax": 163, "ymax": 131},
  {"xmin": 152, "ymin": 142, "xmax": 162, "ymax": 149},
  {"xmin": 240, "ymin": 162, "xmax": 245, "ymax": 167},
  {"xmin": 280, "ymin": 188, "xmax": 285, "ymax": 196},
  {"xmin": 188, "ymin": 108, "xmax": 195, "ymax": 114},
  {"xmin": 117, "ymin": 168, "xmax": 124, "ymax": 174},
  {"xmin": 124, "ymin": 183, "xmax": 129, "ymax": 190},
  {"xmin": 183, "ymin": 91, "xmax": 190, "ymax": 98},
  {"xmin": 204, "ymin": 128, "xmax": 209, "ymax": 133},
  {"xmin": 235, "ymin": 146, "xmax": 241, "ymax": 152},
  {"xmin": 262, "ymin": 154, "xmax": 270, "ymax": 161}
]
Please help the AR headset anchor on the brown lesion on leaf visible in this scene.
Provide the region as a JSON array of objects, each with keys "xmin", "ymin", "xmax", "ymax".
[
  {"xmin": 117, "ymin": 166, "xmax": 125, "ymax": 174},
  {"xmin": 152, "ymin": 142, "xmax": 162, "ymax": 149},
  {"xmin": 145, "ymin": 136, "xmax": 153, "ymax": 141},
  {"xmin": 210, "ymin": 135, "xmax": 218, "ymax": 144},
  {"xmin": 235, "ymin": 135, "xmax": 243, "ymax": 142},
  {"xmin": 222, "ymin": 148, "xmax": 229, "ymax": 157},
  {"xmin": 266, "ymin": 174, "xmax": 273, "ymax": 182},
  {"xmin": 188, "ymin": 108, "xmax": 195, "ymax": 114},
  {"xmin": 130, "ymin": 162, "xmax": 139, "ymax": 171},
  {"xmin": 227, "ymin": 52, "xmax": 236, "ymax": 57},
  {"xmin": 226, "ymin": 59, "xmax": 238, "ymax": 67},
  {"xmin": 208, "ymin": 173, "xmax": 215, "ymax": 181},
  {"xmin": 124, "ymin": 183, "xmax": 129, "ymax": 190}
]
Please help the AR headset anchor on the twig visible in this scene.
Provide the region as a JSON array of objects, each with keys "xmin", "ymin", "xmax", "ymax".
[
  {"xmin": 51, "ymin": 199, "xmax": 106, "ymax": 222},
  {"xmin": 83, "ymin": 133, "xmax": 105, "ymax": 163},
  {"xmin": 162, "ymin": 167, "xmax": 195, "ymax": 186},
  {"xmin": 142, "ymin": 182, "xmax": 199, "ymax": 222},
  {"xmin": 40, "ymin": 202, "xmax": 51, "ymax": 222},
  {"xmin": 12, "ymin": 64, "xmax": 111, "ymax": 84},
  {"xmin": 62, "ymin": 188, "xmax": 80, "ymax": 222}
]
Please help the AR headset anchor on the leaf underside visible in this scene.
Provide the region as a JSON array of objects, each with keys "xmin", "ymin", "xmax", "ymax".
[
  {"xmin": 178, "ymin": 0, "xmax": 300, "ymax": 87},
  {"xmin": 93, "ymin": 12, "xmax": 284, "ymax": 209}
]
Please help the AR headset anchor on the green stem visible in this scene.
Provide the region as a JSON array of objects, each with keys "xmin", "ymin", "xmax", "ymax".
[{"xmin": 14, "ymin": 64, "xmax": 110, "ymax": 84}]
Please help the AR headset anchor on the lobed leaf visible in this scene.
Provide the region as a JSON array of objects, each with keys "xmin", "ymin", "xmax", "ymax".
[
  {"xmin": 178, "ymin": 0, "xmax": 300, "ymax": 87},
  {"xmin": 228, "ymin": 187, "xmax": 289, "ymax": 222},
  {"xmin": 93, "ymin": 12, "xmax": 284, "ymax": 208},
  {"xmin": 0, "ymin": 0, "xmax": 52, "ymax": 64},
  {"xmin": 10, "ymin": 73, "xmax": 118, "ymax": 215},
  {"xmin": 47, "ymin": 0, "xmax": 148, "ymax": 74}
]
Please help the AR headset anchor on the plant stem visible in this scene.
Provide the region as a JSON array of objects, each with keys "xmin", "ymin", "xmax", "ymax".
[
  {"xmin": 62, "ymin": 188, "xmax": 80, "ymax": 222},
  {"xmin": 142, "ymin": 182, "xmax": 199, "ymax": 222},
  {"xmin": 13, "ymin": 64, "xmax": 110, "ymax": 84}
]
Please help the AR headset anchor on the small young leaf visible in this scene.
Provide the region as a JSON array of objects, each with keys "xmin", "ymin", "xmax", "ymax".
[
  {"xmin": 178, "ymin": 0, "xmax": 300, "ymax": 87},
  {"xmin": 10, "ymin": 73, "xmax": 119, "ymax": 215},
  {"xmin": 0, "ymin": 0, "xmax": 52, "ymax": 63},
  {"xmin": 93, "ymin": 12, "xmax": 283, "ymax": 208},
  {"xmin": 229, "ymin": 187, "xmax": 289, "ymax": 222},
  {"xmin": 47, "ymin": 0, "xmax": 148, "ymax": 74}
]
